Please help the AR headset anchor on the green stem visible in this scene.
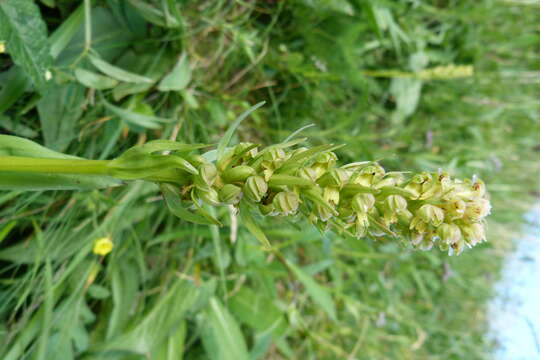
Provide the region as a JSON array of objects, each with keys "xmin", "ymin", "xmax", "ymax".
[{"xmin": 0, "ymin": 156, "xmax": 111, "ymax": 176}]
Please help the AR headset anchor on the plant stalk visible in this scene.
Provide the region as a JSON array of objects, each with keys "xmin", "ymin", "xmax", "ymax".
[{"xmin": 0, "ymin": 156, "xmax": 111, "ymax": 176}]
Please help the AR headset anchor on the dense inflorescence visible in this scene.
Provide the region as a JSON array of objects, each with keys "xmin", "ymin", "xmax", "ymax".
[{"xmin": 182, "ymin": 142, "xmax": 490, "ymax": 255}]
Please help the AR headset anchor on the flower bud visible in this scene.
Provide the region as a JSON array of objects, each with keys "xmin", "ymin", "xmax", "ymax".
[
  {"xmin": 263, "ymin": 148, "xmax": 287, "ymax": 162},
  {"xmin": 385, "ymin": 195, "xmax": 408, "ymax": 213},
  {"xmin": 298, "ymin": 167, "xmax": 319, "ymax": 182},
  {"xmin": 445, "ymin": 199, "xmax": 466, "ymax": 220},
  {"xmin": 373, "ymin": 172, "xmax": 405, "ymax": 189},
  {"xmin": 410, "ymin": 216, "xmax": 428, "ymax": 233},
  {"xmin": 198, "ymin": 163, "xmax": 218, "ymax": 187},
  {"xmin": 317, "ymin": 168, "xmax": 349, "ymax": 188},
  {"xmin": 398, "ymin": 210, "xmax": 413, "ymax": 223},
  {"xmin": 404, "ymin": 172, "xmax": 431, "ymax": 199},
  {"xmin": 243, "ymin": 176, "xmax": 268, "ymax": 203},
  {"xmin": 437, "ymin": 223, "xmax": 461, "ymax": 245},
  {"xmin": 234, "ymin": 142, "xmax": 258, "ymax": 158},
  {"xmin": 273, "ymin": 191, "xmax": 300, "ymax": 216},
  {"xmin": 461, "ymin": 222, "xmax": 486, "ymax": 246},
  {"xmin": 381, "ymin": 195, "xmax": 408, "ymax": 225},
  {"xmin": 472, "ymin": 179, "xmax": 486, "ymax": 197},
  {"xmin": 417, "ymin": 204, "xmax": 445, "ymax": 226},
  {"xmin": 219, "ymin": 184, "xmax": 242, "ymax": 205},
  {"xmin": 222, "ymin": 165, "xmax": 256, "ymax": 183},
  {"xmin": 312, "ymin": 152, "xmax": 338, "ymax": 176},
  {"xmin": 464, "ymin": 199, "xmax": 491, "ymax": 221},
  {"xmin": 316, "ymin": 204, "xmax": 334, "ymax": 222},
  {"xmin": 449, "ymin": 239, "xmax": 465, "ymax": 256},
  {"xmin": 411, "ymin": 232, "xmax": 434, "ymax": 251},
  {"xmin": 351, "ymin": 193, "xmax": 375, "ymax": 213},
  {"xmin": 323, "ymin": 187, "xmax": 340, "ymax": 206},
  {"xmin": 315, "ymin": 152, "xmax": 337, "ymax": 168},
  {"xmin": 354, "ymin": 212, "xmax": 370, "ymax": 238},
  {"xmin": 351, "ymin": 164, "xmax": 386, "ymax": 187},
  {"xmin": 197, "ymin": 187, "xmax": 221, "ymax": 206}
]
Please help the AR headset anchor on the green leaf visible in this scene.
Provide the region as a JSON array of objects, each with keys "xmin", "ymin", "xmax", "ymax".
[
  {"xmin": 239, "ymin": 201, "xmax": 272, "ymax": 250},
  {"xmin": 390, "ymin": 77, "xmax": 422, "ymax": 122},
  {"xmin": 131, "ymin": 140, "xmax": 209, "ymax": 154},
  {"xmin": 0, "ymin": 0, "xmax": 53, "ymax": 90},
  {"xmin": 229, "ymin": 287, "xmax": 286, "ymax": 335},
  {"xmin": 216, "ymin": 101, "xmax": 265, "ymax": 159},
  {"xmin": 157, "ymin": 53, "xmax": 191, "ymax": 91},
  {"xmin": 127, "ymin": 0, "xmax": 180, "ymax": 28},
  {"xmin": 88, "ymin": 53, "xmax": 154, "ymax": 84},
  {"xmin": 161, "ymin": 184, "xmax": 218, "ymax": 225},
  {"xmin": 49, "ymin": 4, "xmax": 84, "ymax": 59},
  {"xmin": 199, "ymin": 297, "xmax": 250, "ymax": 360},
  {"xmin": 103, "ymin": 100, "xmax": 172, "ymax": 129},
  {"xmin": 74, "ymin": 68, "xmax": 118, "ymax": 89},
  {"xmin": 98, "ymin": 278, "xmax": 199, "ymax": 354},
  {"xmin": 0, "ymin": 135, "xmax": 79, "ymax": 159},
  {"xmin": 286, "ymin": 260, "xmax": 337, "ymax": 321},
  {"xmin": 0, "ymin": 67, "xmax": 30, "ymax": 114},
  {"xmin": 0, "ymin": 114, "xmax": 38, "ymax": 138},
  {"xmin": 37, "ymin": 83, "xmax": 86, "ymax": 151}
]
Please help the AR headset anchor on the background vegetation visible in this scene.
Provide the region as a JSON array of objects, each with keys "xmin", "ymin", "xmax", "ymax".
[{"xmin": 1, "ymin": 0, "xmax": 539, "ymax": 359}]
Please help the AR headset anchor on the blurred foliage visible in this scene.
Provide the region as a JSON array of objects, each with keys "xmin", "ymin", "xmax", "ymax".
[{"xmin": 0, "ymin": 0, "xmax": 539, "ymax": 359}]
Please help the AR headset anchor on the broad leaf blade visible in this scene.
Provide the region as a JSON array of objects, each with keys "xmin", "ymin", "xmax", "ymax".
[
  {"xmin": 199, "ymin": 297, "xmax": 250, "ymax": 360},
  {"xmin": 157, "ymin": 53, "xmax": 191, "ymax": 91},
  {"xmin": 37, "ymin": 83, "xmax": 86, "ymax": 151},
  {"xmin": 0, "ymin": 0, "xmax": 53, "ymax": 90}
]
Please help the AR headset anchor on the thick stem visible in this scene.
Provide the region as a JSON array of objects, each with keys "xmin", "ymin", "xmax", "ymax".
[{"xmin": 0, "ymin": 156, "xmax": 111, "ymax": 176}]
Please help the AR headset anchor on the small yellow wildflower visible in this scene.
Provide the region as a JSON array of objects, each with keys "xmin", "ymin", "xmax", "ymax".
[
  {"xmin": 93, "ymin": 236, "xmax": 113, "ymax": 256},
  {"xmin": 0, "ymin": 42, "xmax": 5, "ymax": 54}
]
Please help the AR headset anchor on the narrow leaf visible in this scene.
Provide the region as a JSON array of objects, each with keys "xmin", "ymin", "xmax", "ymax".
[
  {"xmin": 75, "ymin": 68, "xmax": 118, "ymax": 89},
  {"xmin": 217, "ymin": 101, "xmax": 265, "ymax": 159},
  {"xmin": 286, "ymin": 260, "xmax": 337, "ymax": 321},
  {"xmin": 104, "ymin": 101, "xmax": 171, "ymax": 129},
  {"xmin": 88, "ymin": 53, "xmax": 154, "ymax": 84},
  {"xmin": 239, "ymin": 201, "xmax": 272, "ymax": 250},
  {"xmin": 127, "ymin": 0, "xmax": 180, "ymax": 28},
  {"xmin": 161, "ymin": 184, "xmax": 217, "ymax": 225},
  {"xmin": 49, "ymin": 4, "xmax": 84, "ymax": 59}
]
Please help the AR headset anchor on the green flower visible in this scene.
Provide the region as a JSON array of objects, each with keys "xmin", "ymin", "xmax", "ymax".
[{"xmin": 243, "ymin": 176, "xmax": 268, "ymax": 203}]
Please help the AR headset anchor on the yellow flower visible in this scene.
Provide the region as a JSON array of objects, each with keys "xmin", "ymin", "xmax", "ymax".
[
  {"xmin": 0, "ymin": 42, "xmax": 5, "ymax": 54},
  {"xmin": 93, "ymin": 237, "xmax": 113, "ymax": 256}
]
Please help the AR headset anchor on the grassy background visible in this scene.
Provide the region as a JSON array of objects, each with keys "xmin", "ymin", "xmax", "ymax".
[{"xmin": 1, "ymin": 0, "xmax": 539, "ymax": 359}]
